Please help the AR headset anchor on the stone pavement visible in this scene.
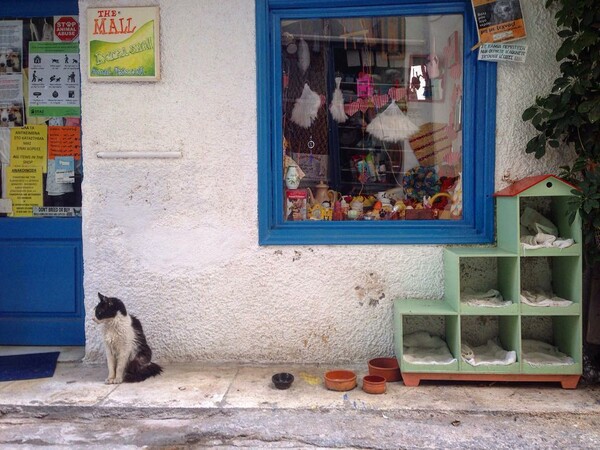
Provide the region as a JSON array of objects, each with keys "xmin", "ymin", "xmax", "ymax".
[{"xmin": 1, "ymin": 361, "xmax": 600, "ymax": 448}]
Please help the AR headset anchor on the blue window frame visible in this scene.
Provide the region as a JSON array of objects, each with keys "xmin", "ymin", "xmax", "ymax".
[{"xmin": 257, "ymin": 0, "xmax": 496, "ymax": 245}]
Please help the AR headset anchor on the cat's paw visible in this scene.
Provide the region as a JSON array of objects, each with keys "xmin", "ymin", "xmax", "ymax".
[
  {"xmin": 105, "ymin": 377, "xmax": 115, "ymax": 384},
  {"xmin": 113, "ymin": 376, "xmax": 123, "ymax": 384}
]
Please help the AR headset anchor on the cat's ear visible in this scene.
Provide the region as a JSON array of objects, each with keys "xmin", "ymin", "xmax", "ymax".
[{"xmin": 98, "ymin": 292, "xmax": 106, "ymax": 302}]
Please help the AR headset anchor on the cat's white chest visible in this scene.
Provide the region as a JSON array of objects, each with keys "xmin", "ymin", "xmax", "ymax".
[{"xmin": 103, "ymin": 314, "xmax": 135, "ymax": 355}]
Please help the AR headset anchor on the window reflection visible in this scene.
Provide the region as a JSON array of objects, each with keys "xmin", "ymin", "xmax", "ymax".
[{"xmin": 282, "ymin": 15, "xmax": 463, "ymax": 222}]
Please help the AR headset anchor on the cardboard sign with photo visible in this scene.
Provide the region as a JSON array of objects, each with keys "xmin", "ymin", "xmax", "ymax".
[{"xmin": 471, "ymin": 0, "xmax": 526, "ymax": 44}]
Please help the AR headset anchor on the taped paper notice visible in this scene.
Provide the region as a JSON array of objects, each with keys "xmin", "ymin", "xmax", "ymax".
[
  {"xmin": 6, "ymin": 164, "xmax": 43, "ymax": 217},
  {"xmin": 0, "ymin": 198, "xmax": 12, "ymax": 214},
  {"xmin": 33, "ymin": 206, "xmax": 81, "ymax": 217},
  {"xmin": 54, "ymin": 156, "xmax": 75, "ymax": 183},
  {"xmin": 28, "ymin": 42, "xmax": 81, "ymax": 117},
  {"xmin": 478, "ymin": 43, "xmax": 527, "ymax": 62},
  {"xmin": 48, "ymin": 125, "xmax": 81, "ymax": 160},
  {"xmin": 10, "ymin": 125, "xmax": 48, "ymax": 172}
]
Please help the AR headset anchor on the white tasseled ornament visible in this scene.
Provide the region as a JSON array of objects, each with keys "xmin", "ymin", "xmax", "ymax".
[
  {"xmin": 291, "ymin": 83, "xmax": 321, "ymax": 129},
  {"xmin": 366, "ymin": 102, "xmax": 418, "ymax": 143},
  {"xmin": 297, "ymin": 38, "xmax": 310, "ymax": 73},
  {"xmin": 329, "ymin": 77, "xmax": 348, "ymax": 123}
]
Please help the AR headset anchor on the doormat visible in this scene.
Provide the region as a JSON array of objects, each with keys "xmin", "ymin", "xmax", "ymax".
[{"xmin": 0, "ymin": 352, "xmax": 60, "ymax": 382}]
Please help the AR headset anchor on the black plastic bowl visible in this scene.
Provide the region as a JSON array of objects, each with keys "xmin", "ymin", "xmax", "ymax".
[{"xmin": 272, "ymin": 372, "xmax": 294, "ymax": 390}]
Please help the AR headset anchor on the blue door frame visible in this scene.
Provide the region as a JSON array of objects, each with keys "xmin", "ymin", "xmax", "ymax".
[{"xmin": 0, "ymin": 0, "xmax": 84, "ymax": 345}]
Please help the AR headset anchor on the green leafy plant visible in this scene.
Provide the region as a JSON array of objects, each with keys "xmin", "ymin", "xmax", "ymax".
[{"xmin": 522, "ymin": 0, "xmax": 600, "ymax": 262}]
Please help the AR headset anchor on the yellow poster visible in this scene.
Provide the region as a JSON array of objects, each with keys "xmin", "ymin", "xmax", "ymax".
[
  {"xmin": 10, "ymin": 125, "xmax": 48, "ymax": 172},
  {"xmin": 6, "ymin": 164, "xmax": 43, "ymax": 217}
]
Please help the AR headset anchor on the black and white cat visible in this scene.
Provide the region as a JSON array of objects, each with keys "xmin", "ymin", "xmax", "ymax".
[{"xmin": 93, "ymin": 293, "xmax": 163, "ymax": 384}]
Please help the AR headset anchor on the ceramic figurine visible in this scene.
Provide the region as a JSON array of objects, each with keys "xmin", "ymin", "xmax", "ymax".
[
  {"xmin": 307, "ymin": 180, "xmax": 336, "ymax": 206},
  {"xmin": 285, "ymin": 165, "xmax": 301, "ymax": 189}
]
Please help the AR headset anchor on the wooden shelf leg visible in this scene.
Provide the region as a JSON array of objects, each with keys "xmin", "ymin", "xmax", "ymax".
[
  {"xmin": 560, "ymin": 375, "xmax": 580, "ymax": 389},
  {"xmin": 401, "ymin": 373, "xmax": 421, "ymax": 387}
]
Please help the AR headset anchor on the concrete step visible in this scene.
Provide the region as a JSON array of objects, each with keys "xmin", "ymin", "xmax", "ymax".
[{"xmin": 1, "ymin": 362, "xmax": 600, "ymax": 447}]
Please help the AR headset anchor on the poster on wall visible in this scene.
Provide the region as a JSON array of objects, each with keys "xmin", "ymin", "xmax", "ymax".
[
  {"xmin": 87, "ymin": 6, "xmax": 160, "ymax": 81},
  {"xmin": 5, "ymin": 125, "xmax": 48, "ymax": 217},
  {"xmin": 5, "ymin": 164, "xmax": 43, "ymax": 217},
  {"xmin": 28, "ymin": 42, "xmax": 81, "ymax": 117},
  {"xmin": 0, "ymin": 20, "xmax": 23, "ymax": 75},
  {"xmin": 1, "ymin": 15, "xmax": 84, "ymax": 216},
  {"xmin": 48, "ymin": 125, "xmax": 81, "ymax": 160},
  {"xmin": 471, "ymin": 0, "xmax": 526, "ymax": 44},
  {"xmin": 10, "ymin": 125, "xmax": 48, "ymax": 171},
  {"xmin": 0, "ymin": 20, "xmax": 25, "ymax": 130},
  {"xmin": 0, "ymin": 77, "xmax": 24, "ymax": 126}
]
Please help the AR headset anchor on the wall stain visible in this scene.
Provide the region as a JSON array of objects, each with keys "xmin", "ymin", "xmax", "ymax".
[
  {"xmin": 355, "ymin": 272, "xmax": 386, "ymax": 307},
  {"xmin": 302, "ymin": 326, "xmax": 335, "ymax": 349}
]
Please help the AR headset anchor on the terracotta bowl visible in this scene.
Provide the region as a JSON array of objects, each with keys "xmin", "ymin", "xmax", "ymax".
[
  {"xmin": 272, "ymin": 372, "xmax": 294, "ymax": 390},
  {"xmin": 324, "ymin": 370, "xmax": 357, "ymax": 391},
  {"xmin": 362, "ymin": 375, "xmax": 386, "ymax": 394},
  {"xmin": 368, "ymin": 357, "xmax": 402, "ymax": 382}
]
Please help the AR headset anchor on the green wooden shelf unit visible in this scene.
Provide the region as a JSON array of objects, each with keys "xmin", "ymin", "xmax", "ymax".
[{"xmin": 394, "ymin": 175, "xmax": 583, "ymax": 388}]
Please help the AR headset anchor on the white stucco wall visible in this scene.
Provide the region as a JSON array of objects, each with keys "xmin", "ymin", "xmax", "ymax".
[{"xmin": 80, "ymin": 0, "xmax": 569, "ymax": 364}]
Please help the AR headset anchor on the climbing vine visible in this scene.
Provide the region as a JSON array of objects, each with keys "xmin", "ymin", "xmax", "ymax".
[{"xmin": 522, "ymin": 0, "xmax": 600, "ymax": 262}]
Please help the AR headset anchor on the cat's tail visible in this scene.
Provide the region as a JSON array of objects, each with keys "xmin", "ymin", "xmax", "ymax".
[{"xmin": 125, "ymin": 362, "xmax": 163, "ymax": 383}]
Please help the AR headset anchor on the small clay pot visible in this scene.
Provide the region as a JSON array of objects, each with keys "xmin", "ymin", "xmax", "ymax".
[
  {"xmin": 272, "ymin": 372, "xmax": 294, "ymax": 390},
  {"xmin": 324, "ymin": 370, "xmax": 357, "ymax": 391},
  {"xmin": 368, "ymin": 357, "xmax": 402, "ymax": 382},
  {"xmin": 362, "ymin": 375, "xmax": 386, "ymax": 394}
]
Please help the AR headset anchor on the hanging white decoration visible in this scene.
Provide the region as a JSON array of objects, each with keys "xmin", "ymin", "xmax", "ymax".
[
  {"xmin": 297, "ymin": 38, "xmax": 310, "ymax": 73},
  {"xmin": 366, "ymin": 102, "xmax": 418, "ymax": 143},
  {"xmin": 291, "ymin": 83, "xmax": 321, "ymax": 129},
  {"xmin": 329, "ymin": 77, "xmax": 348, "ymax": 123},
  {"xmin": 402, "ymin": 139, "xmax": 420, "ymax": 172}
]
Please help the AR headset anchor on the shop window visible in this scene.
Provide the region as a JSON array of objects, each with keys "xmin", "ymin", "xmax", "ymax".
[{"xmin": 257, "ymin": 0, "xmax": 496, "ymax": 244}]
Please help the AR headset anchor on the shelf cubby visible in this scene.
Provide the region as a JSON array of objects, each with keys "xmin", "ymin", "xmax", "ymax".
[
  {"xmin": 394, "ymin": 176, "xmax": 582, "ymax": 388},
  {"xmin": 520, "ymin": 255, "xmax": 581, "ymax": 316},
  {"xmin": 496, "ymin": 177, "xmax": 581, "ymax": 255},
  {"xmin": 521, "ymin": 315, "xmax": 581, "ymax": 375},
  {"xmin": 459, "ymin": 315, "xmax": 520, "ymax": 373},
  {"xmin": 445, "ymin": 248, "xmax": 519, "ymax": 315},
  {"xmin": 395, "ymin": 312, "xmax": 460, "ymax": 373}
]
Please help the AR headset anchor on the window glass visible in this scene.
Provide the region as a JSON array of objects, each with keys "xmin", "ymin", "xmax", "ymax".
[
  {"xmin": 0, "ymin": 16, "xmax": 81, "ymax": 218},
  {"xmin": 282, "ymin": 15, "xmax": 463, "ymax": 222},
  {"xmin": 257, "ymin": 0, "xmax": 496, "ymax": 245}
]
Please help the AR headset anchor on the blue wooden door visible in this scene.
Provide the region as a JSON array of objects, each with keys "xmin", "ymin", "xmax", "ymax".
[{"xmin": 0, "ymin": 0, "xmax": 83, "ymax": 345}]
